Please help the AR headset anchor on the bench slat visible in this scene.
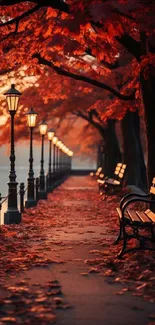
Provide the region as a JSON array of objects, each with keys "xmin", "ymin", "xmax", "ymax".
[
  {"xmin": 127, "ymin": 209, "xmax": 141, "ymax": 223},
  {"xmin": 136, "ymin": 211, "xmax": 152, "ymax": 224},
  {"xmin": 97, "ymin": 179, "xmax": 105, "ymax": 184},
  {"xmin": 150, "ymin": 186, "xmax": 155, "ymax": 195},
  {"xmin": 113, "ymin": 180, "xmax": 120, "ymax": 185},
  {"xmin": 145, "ymin": 209, "xmax": 155, "ymax": 223}
]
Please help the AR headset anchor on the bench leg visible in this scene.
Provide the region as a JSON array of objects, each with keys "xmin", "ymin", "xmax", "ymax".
[
  {"xmin": 114, "ymin": 219, "xmax": 123, "ymax": 244},
  {"xmin": 102, "ymin": 193, "xmax": 107, "ymax": 201},
  {"xmin": 117, "ymin": 222, "xmax": 128, "ymax": 258},
  {"xmin": 117, "ymin": 236, "xmax": 127, "ymax": 258}
]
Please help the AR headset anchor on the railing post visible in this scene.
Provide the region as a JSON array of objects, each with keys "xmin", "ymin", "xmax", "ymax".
[
  {"xmin": 20, "ymin": 182, "xmax": 25, "ymax": 213},
  {"xmin": 36, "ymin": 177, "xmax": 39, "ymax": 201}
]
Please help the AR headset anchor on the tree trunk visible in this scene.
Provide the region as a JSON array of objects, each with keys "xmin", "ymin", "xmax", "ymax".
[
  {"xmin": 97, "ymin": 140, "xmax": 104, "ymax": 168},
  {"xmin": 140, "ymin": 69, "xmax": 155, "ymax": 186},
  {"xmin": 121, "ymin": 111, "xmax": 147, "ymax": 190},
  {"xmin": 103, "ymin": 119, "xmax": 122, "ymax": 177}
]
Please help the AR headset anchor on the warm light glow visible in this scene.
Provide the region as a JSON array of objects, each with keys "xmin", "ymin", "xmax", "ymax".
[
  {"xmin": 48, "ymin": 129, "xmax": 55, "ymax": 141},
  {"xmin": 4, "ymin": 84, "xmax": 22, "ymax": 112},
  {"xmin": 62, "ymin": 146, "xmax": 66, "ymax": 153},
  {"xmin": 68, "ymin": 150, "xmax": 73, "ymax": 156},
  {"xmin": 59, "ymin": 143, "xmax": 63, "ymax": 149},
  {"xmin": 56, "ymin": 140, "xmax": 61, "ymax": 147},
  {"xmin": 39, "ymin": 120, "xmax": 48, "ymax": 135},
  {"xmin": 52, "ymin": 136, "xmax": 58, "ymax": 145},
  {"xmin": 0, "ymin": 115, "xmax": 7, "ymax": 126},
  {"xmin": 26, "ymin": 107, "xmax": 38, "ymax": 128}
]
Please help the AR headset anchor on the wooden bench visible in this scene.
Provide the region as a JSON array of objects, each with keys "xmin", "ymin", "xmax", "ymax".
[
  {"xmin": 115, "ymin": 178, "xmax": 155, "ymax": 257},
  {"xmin": 90, "ymin": 166, "xmax": 103, "ymax": 178},
  {"xmin": 97, "ymin": 163, "xmax": 122, "ymax": 187},
  {"xmin": 98, "ymin": 164, "xmax": 127, "ymax": 195}
]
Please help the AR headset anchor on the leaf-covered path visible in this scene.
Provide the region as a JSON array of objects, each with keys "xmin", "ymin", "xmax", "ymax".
[{"xmin": 0, "ymin": 176, "xmax": 155, "ymax": 325}]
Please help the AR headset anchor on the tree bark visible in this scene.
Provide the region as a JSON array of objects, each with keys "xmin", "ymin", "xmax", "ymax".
[
  {"xmin": 97, "ymin": 141, "xmax": 104, "ymax": 168},
  {"xmin": 103, "ymin": 119, "xmax": 122, "ymax": 177},
  {"xmin": 121, "ymin": 111, "xmax": 147, "ymax": 190},
  {"xmin": 140, "ymin": 68, "xmax": 155, "ymax": 186}
]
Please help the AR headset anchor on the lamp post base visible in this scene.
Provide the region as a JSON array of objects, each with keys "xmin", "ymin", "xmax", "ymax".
[
  {"xmin": 38, "ymin": 190, "xmax": 47, "ymax": 200},
  {"xmin": 25, "ymin": 199, "xmax": 37, "ymax": 208},
  {"xmin": 47, "ymin": 185, "xmax": 54, "ymax": 193},
  {"xmin": 4, "ymin": 210, "xmax": 21, "ymax": 225}
]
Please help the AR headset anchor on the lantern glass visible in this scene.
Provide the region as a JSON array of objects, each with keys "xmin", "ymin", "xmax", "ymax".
[
  {"xmin": 52, "ymin": 136, "xmax": 58, "ymax": 145},
  {"xmin": 26, "ymin": 108, "xmax": 38, "ymax": 128},
  {"xmin": 4, "ymin": 84, "xmax": 22, "ymax": 112},
  {"xmin": 62, "ymin": 146, "xmax": 66, "ymax": 152},
  {"xmin": 69, "ymin": 151, "xmax": 73, "ymax": 156},
  {"xmin": 56, "ymin": 140, "xmax": 61, "ymax": 147},
  {"xmin": 48, "ymin": 129, "xmax": 55, "ymax": 141},
  {"xmin": 39, "ymin": 121, "xmax": 48, "ymax": 135}
]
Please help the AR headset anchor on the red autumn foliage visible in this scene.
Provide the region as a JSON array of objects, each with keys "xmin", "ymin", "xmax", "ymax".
[{"xmin": 0, "ymin": 0, "xmax": 154, "ymax": 155}]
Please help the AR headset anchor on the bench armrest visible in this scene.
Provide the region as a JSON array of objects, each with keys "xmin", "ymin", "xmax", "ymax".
[
  {"xmin": 120, "ymin": 192, "xmax": 151, "ymax": 210},
  {"xmin": 122, "ymin": 197, "xmax": 155, "ymax": 220}
]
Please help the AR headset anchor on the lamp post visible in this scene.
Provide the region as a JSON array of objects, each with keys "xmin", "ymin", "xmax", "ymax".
[
  {"xmin": 56, "ymin": 140, "xmax": 61, "ymax": 174},
  {"xmin": 59, "ymin": 142, "xmax": 63, "ymax": 174},
  {"xmin": 52, "ymin": 136, "xmax": 58, "ymax": 174},
  {"xmin": 62, "ymin": 145, "xmax": 66, "ymax": 173},
  {"xmin": 68, "ymin": 151, "xmax": 73, "ymax": 172},
  {"xmin": 3, "ymin": 84, "xmax": 22, "ymax": 224},
  {"xmin": 25, "ymin": 108, "xmax": 38, "ymax": 208},
  {"xmin": 47, "ymin": 128, "xmax": 55, "ymax": 192},
  {"xmin": 38, "ymin": 120, "xmax": 48, "ymax": 199},
  {"xmin": 64, "ymin": 147, "xmax": 68, "ymax": 173}
]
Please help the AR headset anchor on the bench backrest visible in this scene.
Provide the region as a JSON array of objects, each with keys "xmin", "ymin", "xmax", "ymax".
[
  {"xmin": 117, "ymin": 164, "xmax": 127, "ymax": 182},
  {"xmin": 149, "ymin": 178, "xmax": 155, "ymax": 194},
  {"xmin": 96, "ymin": 166, "xmax": 102, "ymax": 176},
  {"xmin": 114, "ymin": 163, "xmax": 122, "ymax": 176}
]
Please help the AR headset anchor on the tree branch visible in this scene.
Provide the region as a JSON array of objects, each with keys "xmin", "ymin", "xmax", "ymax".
[
  {"xmin": 73, "ymin": 110, "xmax": 105, "ymax": 137},
  {"xmin": 0, "ymin": 0, "xmax": 69, "ymax": 13},
  {"xmin": 85, "ymin": 48, "xmax": 119, "ymax": 69},
  {"xmin": 112, "ymin": 8, "xmax": 135, "ymax": 21},
  {"xmin": 91, "ymin": 22, "xmax": 141, "ymax": 62},
  {"xmin": 116, "ymin": 34, "xmax": 141, "ymax": 62},
  {"xmin": 0, "ymin": 4, "xmax": 41, "ymax": 28},
  {"xmin": 0, "ymin": 1, "xmax": 140, "ymax": 63},
  {"xmin": 33, "ymin": 53, "xmax": 135, "ymax": 101}
]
